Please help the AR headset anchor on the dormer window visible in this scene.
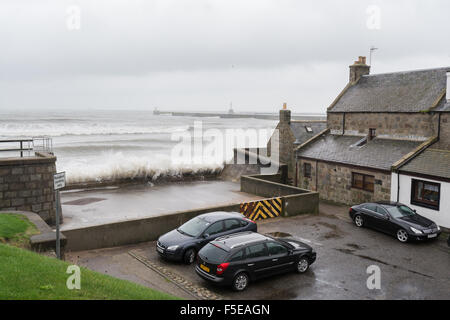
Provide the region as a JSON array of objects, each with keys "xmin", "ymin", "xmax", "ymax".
[{"xmin": 305, "ymin": 126, "xmax": 313, "ymax": 133}]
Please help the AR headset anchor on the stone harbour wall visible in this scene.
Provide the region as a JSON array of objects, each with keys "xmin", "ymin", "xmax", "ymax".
[{"xmin": 0, "ymin": 153, "xmax": 57, "ymax": 225}]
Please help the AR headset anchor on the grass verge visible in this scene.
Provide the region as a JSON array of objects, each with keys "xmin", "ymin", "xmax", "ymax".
[
  {"xmin": 0, "ymin": 213, "xmax": 179, "ymax": 300},
  {"xmin": 0, "ymin": 213, "xmax": 39, "ymax": 248},
  {"xmin": 0, "ymin": 243, "xmax": 179, "ymax": 300}
]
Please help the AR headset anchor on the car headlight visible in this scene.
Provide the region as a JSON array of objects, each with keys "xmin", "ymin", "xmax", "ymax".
[
  {"xmin": 167, "ymin": 245, "xmax": 179, "ymax": 251},
  {"xmin": 410, "ymin": 227, "xmax": 422, "ymax": 234},
  {"xmin": 436, "ymin": 225, "xmax": 440, "ymax": 231}
]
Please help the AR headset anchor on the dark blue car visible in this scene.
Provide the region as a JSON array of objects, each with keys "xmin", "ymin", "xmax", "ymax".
[{"xmin": 156, "ymin": 211, "xmax": 257, "ymax": 264}]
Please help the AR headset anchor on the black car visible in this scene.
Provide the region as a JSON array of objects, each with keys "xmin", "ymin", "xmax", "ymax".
[
  {"xmin": 349, "ymin": 201, "xmax": 441, "ymax": 243},
  {"xmin": 156, "ymin": 211, "xmax": 257, "ymax": 264},
  {"xmin": 195, "ymin": 232, "xmax": 316, "ymax": 291}
]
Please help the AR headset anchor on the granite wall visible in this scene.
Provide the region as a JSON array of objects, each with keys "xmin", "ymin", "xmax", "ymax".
[
  {"xmin": 297, "ymin": 159, "xmax": 391, "ymax": 205},
  {"xmin": 0, "ymin": 152, "xmax": 58, "ymax": 225},
  {"xmin": 327, "ymin": 112, "xmax": 439, "ymax": 141}
]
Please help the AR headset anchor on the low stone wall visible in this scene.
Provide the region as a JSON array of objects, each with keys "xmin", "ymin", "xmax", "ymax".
[
  {"xmin": 0, "ymin": 153, "xmax": 58, "ymax": 225},
  {"xmin": 240, "ymin": 175, "xmax": 319, "ymax": 216},
  {"xmin": 64, "ymin": 203, "xmax": 240, "ymax": 252}
]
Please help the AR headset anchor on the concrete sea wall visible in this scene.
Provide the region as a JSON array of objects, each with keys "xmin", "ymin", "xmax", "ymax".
[
  {"xmin": 64, "ymin": 203, "xmax": 240, "ymax": 251},
  {"xmin": 241, "ymin": 175, "xmax": 319, "ymax": 216}
]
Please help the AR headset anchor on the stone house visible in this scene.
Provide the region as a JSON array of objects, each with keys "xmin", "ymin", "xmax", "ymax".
[
  {"xmin": 391, "ymin": 100, "xmax": 450, "ymax": 228},
  {"xmin": 294, "ymin": 56, "xmax": 449, "ymax": 206}
]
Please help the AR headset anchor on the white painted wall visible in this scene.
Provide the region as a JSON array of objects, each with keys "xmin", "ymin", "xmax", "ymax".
[{"xmin": 391, "ymin": 173, "xmax": 450, "ymax": 228}]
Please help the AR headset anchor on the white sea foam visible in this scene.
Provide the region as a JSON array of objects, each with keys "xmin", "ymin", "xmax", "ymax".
[
  {"xmin": 0, "ymin": 110, "xmax": 277, "ymax": 184},
  {"xmin": 59, "ymin": 151, "xmax": 224, "ymax": 184},
  {"xmin": 0, "ymin": 123, "xmax": 190, "ymax": 137}
]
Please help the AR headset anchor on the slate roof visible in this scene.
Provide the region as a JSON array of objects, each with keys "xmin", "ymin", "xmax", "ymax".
[
  {"xmin": 290, "ymin": 121, "xmax": 327, "ymax": 145},
  {"xmin": 399, "ymin": 148, "xmax": 450, "ymax": 179},
  {"xmin": 297, "ymin": 134, "xmax": 422, "ymax": 171},
  {"xmin": 329, "ymin": 67, "xmax": 449, "ymax": 113}
]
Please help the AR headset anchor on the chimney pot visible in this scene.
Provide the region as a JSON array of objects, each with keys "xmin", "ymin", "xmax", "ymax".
[{"xmin": 280, "ymin": 104, "xmax": 291, "ymax": 123}]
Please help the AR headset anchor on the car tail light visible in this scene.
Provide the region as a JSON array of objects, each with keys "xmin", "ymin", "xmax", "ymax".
[
  {"xmin": 244, "ymin": 217, "xmax": 255, "ymax": 224},
  {"xmin": 349, "ymin": 208, "xmax": 354, "ymax": 214},
  {"xmin": 216, "ymin": 262, "xmax": 230, "ymax": 275}
]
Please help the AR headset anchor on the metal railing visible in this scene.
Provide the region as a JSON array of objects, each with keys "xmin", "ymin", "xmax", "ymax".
[{"xmin": 0, "ymin": 137, "xmax": 53, "ymax": 158}]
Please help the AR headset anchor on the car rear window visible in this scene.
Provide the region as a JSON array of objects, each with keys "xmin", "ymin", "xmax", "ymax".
[{"xmin": 200, "ymin": 243, "xmax": 228, "ymax": 263}]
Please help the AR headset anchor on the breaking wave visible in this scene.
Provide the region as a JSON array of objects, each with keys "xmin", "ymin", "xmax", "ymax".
[
  {"xmin": 0, "ymin": 123, "xmax": 190, "ymax": 137},
  {"xmin": 59, "ymin": 151, "xmax": 225, "ymax": 185}
]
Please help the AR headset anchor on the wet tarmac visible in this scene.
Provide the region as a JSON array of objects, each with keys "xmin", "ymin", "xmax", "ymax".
[
  {"xmin": 67, "ymin": 202, "xmax": 450, "ymax": 300},
  {"xmin": 60, "ymin": 180, "xmax": 262, "ymax": 230}
]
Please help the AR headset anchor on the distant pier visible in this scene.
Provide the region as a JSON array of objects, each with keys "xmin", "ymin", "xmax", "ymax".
[{"xmin": 153, "ymin": 109, "xmax": 326, "ymax": 121}]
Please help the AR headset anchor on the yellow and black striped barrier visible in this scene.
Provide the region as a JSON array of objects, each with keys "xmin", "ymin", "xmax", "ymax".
[{"xmin": 240, "ymin": 197, "xmax": 283, "ymax": 221}]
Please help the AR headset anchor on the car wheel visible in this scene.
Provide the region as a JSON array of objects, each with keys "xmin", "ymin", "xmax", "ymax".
[
  {"xmin": 232, "ymin": 272, "xmax": 249, "ymax": 291},
  {"xmin": 296, "ymin": 257, "xmax": 310, "ymax": 273},
  {"xmin": 354, "ymin": 214, "xmax": 364, "ymax": 227},
  {"xmin": 396, "ymin": 229, "xmax": 409, "ymax": 243},
  {"xmin": 183, "ymin": 248, "xmax": 196, "ymax": 264}
]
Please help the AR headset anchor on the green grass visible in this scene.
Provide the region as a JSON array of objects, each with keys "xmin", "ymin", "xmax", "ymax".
[
  {"xmin": 0, "ymin": 214, "xmax": 39, "ymax": 248},
  {"xmin": 0, "ymin": 213, "xmax": 179, "ymax": 300},
  {"xmin": 0, "ymin": 243, "xmax": 179, "ymax": 300}
]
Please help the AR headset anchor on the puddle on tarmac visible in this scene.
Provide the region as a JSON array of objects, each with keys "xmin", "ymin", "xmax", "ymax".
[{"xmin": 265, "ymin": 232, "xmax": 292, "ymax": 238}]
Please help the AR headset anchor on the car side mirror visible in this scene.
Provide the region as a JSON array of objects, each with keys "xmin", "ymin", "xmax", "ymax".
[
  {"xmin": 202, "ymin": 233, "xmax": 209, "ymax": 239},
  {"xmin": 288, "ymin": 249, "xmax": 293, "ymax": 255},
  {"xmin": 384, "ymin": 215, "xmax": 390, "ymax": 220}
]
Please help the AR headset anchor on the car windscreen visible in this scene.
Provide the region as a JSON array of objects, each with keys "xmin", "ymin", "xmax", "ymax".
[
  {"xmin": 199, "ymin": 243, "xmax": 228, "ymax": 263},
  {"xmin": 386, "ymin": 205, "xmax": 415, "ymax": 218},
  {"xmin": 177, "ymin": 217, "xmax": 211, "ymax": 237}
]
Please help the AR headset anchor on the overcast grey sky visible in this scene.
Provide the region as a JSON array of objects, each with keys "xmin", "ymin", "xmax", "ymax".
[{"xmin": 1, "ymin": 0, "xmax": 449, "ymax": 113}]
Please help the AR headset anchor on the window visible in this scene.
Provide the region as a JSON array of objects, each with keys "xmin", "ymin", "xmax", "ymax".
[
  {"xmin": 352, "ymin": 173, "xmax": 374, "ymax": 192},
  {"xmin": 239, "ymin": 220, "xmax": 248, "ymax": 227},
  {"xmin": 369, "ymin": 128, "xmax": 376, "ymax": 140},
  {"xmin": 267, "ymin": 242, "xmax": 288, "ymax": 255},
  {"xmin": 375, "ymin": 205, "xmax": 388, "ymax": 216},
  {"xmin": 305, "ymin": 126, "xmax": 313, "ymax": 133},
  {"xmin": 304, "ymin": 163, "xmax": 312, "ymax": 178},
  {"xmin": 204, "ymin": 221, "xmax": 224, "ymax": 236},
  {"xmin": 224, "ymin": 219, "xmax": 240, "ymax": 231},
  {"xmin": 200, "ymin": 243, "xmax": 228, "ymax": 263},
  {"xmin": 363, "ymin": 203, "xmax": 377, "ymax": 211},
  {"xmin": 245, "ymin": 243, "xmax": 268, "ymax": 259},
  {"xmin": 411, "ymin": 179, "xmax": 440, "ymax": 210},
  {"xmin": 229, "ymin": 250, "xmax": 245, "ymax": 262}
]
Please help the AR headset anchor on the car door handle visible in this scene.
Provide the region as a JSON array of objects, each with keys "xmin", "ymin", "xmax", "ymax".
[
  {"xmin": 247, "ymin": 263, "xmax": 255, "ymax": 266},
  {"xmin": 272, "ymin": 258, "xmax": 278, "ymax": 262}
]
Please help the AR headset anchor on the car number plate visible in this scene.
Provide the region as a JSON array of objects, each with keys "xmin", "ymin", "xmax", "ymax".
[
  {"xmin": 428, "ymin": 234, "xmax": 437, "ymax": 238},
  {"xmin": 157, "ymin": 247, "xmax": 164, "ymax": 253},
  {"xmin": 200, "ymin": 264, "xmax": 210, "ymax": 273}
]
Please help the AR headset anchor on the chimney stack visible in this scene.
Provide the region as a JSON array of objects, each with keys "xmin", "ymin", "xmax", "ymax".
[
  {"xmin": 280, "ymin": 102, "xmax": 291, "ymax": 123},
  {"xmin": 349, "ymin": 56, "xmax": 370, "ymax": 83}
]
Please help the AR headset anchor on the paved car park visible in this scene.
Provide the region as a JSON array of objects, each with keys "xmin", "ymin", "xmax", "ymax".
[{"xmin": 66, "ymin": 203, "xmax": 450, "ymax": 300}]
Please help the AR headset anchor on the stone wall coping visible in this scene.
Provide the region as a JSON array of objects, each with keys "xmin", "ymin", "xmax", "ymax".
[
  {"xmin": 242, "ymin": 174, "xmax": 316, "ymax": 195},
  {"xmin": 0, "ymin": 153, "xmax": 56, "ymax": 166}
]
